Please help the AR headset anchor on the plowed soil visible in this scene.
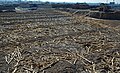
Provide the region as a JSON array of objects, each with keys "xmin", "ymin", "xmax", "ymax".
[{"xmin": 0, "ymin": 9, "xmax": 120, "ymax": 73}]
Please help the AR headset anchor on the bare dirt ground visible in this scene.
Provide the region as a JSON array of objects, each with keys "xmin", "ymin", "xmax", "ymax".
[{"xmin": 0, "ymin": 9, "xmax": 120, "ymax": 73}]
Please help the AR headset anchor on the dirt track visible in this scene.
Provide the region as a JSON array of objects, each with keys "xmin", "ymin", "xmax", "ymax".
[{"xmin": 0, "ymin": 9, "xmax": 120, "ymax": 73}]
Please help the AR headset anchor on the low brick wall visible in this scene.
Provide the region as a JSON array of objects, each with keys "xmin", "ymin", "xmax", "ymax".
[{"xmin": 89, "ymin": 11, "xmax": 120, "ymax": 20}]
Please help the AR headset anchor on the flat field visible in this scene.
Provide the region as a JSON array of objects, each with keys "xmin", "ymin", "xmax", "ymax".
[{"xmin": 0, "ymin": 9, "xmax": 120, "ymax": 73}]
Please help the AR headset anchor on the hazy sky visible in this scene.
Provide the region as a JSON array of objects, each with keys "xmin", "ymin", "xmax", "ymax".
[{"xmin": 29, "ymin": 0, "xmax": 119, "ymax": 3}]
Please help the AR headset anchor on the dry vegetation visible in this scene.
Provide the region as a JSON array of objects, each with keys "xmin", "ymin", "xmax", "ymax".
[{"xmin": 0, "ymin": 9, "xmax": 120, "ymax": 73}]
